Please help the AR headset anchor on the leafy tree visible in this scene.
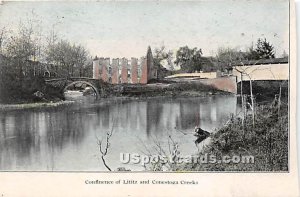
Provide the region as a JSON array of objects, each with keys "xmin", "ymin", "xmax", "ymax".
[
  {"xmin": 256, "ymin": 38, "xmax": 275, "ymax": 59},
  {"xmin": 215, "ymin": 38, "xmax": 276, "ymax": 71},
  {"xmin": 175, "ymin": 46, "xmax": 203, "ymax": 72},
  {"xmin": 153, "ymin": 45, "xmax": 174, "ymax": 70},
  {"xmin": 216, "ymin": 47, "xmax": 248, "ymax": 71},
  {"xmin": 247, "ymin": 38, "xmax": 275, "ymax": 60},
  {"xmin": 0, "ymin": 15, "xmax": 90, "ymax": 103},
  {"xmin": 200, "ymin": 57, "xmax": 217, "ymax": 72}
]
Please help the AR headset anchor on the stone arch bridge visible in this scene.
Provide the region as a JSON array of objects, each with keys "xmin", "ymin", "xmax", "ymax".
[{"xmin": 45, "ymin": 77, "xmax": 102, "ymax": 98}]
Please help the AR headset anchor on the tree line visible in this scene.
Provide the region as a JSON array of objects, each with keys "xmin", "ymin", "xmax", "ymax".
[
  {"xmin": 0, "ymin": 23, "xmax": 92, "ymax": 79},
  {"xmin": 153, "ymin": 38, "xmax": 287, "ymax": 74},
  {"xmin": 0, "ymin": 18, "xmax": 92, "ymax": 103},
  {"xmin": 0, "ymin": 15, "xmax": 287, "ymax": 103}
]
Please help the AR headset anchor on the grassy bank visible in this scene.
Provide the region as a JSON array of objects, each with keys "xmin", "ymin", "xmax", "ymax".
[
  {"xmin": 0, "ymin": 100, "xmax": 74, "ymax": 111},
  {"xmin": 104, "ymin": 81, "xmax": 229, "ymax": 98},
  {"xmin": 182, "ymin": 101, "xmax": 288, "ymax": 171},
  {"xmin": 0, "ymin": 76, "xmax": 64, "ymax": 104}
]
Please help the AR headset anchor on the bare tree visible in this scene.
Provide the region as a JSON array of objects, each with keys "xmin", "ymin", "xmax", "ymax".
[
  {"xmin": 45, "ymin": 39, "xmax": 89, "ymax": 78},
  {"xmin": 233, "ymin": 68, "xmax": 246, "ymax": 132},
  {"xmin": 234, "ymin": 63, "xmax": 257, "ymax": 127},
  {"xmin": 234, "ymin": 62, "xmax": 276, "ymax": 127},
  {"xmin": 138, "ymin": 134, "xmax": 182, "ymax": 171},
  {"xmin": 72, "ymin": 45, "xmax": 88, "ymax": 77},
  {"xmin": 97, "ymin": 124, "xmax": 114, "ymax": 171},
  {"xmin": 4, "ymin": 21, "xmax": 41, "ymax": 78}
]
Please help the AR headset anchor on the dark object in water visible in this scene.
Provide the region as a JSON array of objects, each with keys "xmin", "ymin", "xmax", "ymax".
[{"xmin": 194, "ymin": 127, "xmax": 211, "ymax": 144}]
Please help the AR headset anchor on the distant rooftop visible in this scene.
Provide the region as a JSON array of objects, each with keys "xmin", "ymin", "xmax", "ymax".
[{"xmin": 233, "ymin": 57, "xmax": 288, "ymax": 66}]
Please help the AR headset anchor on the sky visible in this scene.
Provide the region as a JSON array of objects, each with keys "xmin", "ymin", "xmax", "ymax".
[{"xmin": 0, "ymin": 0, "xmax": 289, "ymax": 58}]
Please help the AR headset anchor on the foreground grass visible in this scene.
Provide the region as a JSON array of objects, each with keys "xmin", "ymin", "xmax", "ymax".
[{"xmin": 182, "ymin": 103, "xmax": 289, "ymax": 171}]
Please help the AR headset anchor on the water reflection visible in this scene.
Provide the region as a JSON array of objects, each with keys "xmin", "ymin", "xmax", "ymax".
[{"xmin": 0, "ymin": 95, "xmax": 239, "ymax": 171}]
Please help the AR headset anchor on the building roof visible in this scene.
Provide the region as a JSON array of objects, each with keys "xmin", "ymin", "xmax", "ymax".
[
  {"xmin": 165, "ymin": 72, "xmax": 217, "ymax": 79},
  {"xmin": 233, "ymin": 63, "xmax": 289, "ymax": 82},
  {"xmin": 232, "ymin": 57, "xmax": 288, "ymax": 66}
]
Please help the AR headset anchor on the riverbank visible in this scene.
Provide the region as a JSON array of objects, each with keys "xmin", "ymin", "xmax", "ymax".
[
  {"xmin": 0, "ymin": 91, "xmax": 228, "ymax": 112},
  {"xmin": 181, "ymin": 101, "xmax": 288, "ymax": 171},
  {"xmin": 0, "ymin": 74, "xmax": 67, "ymax": 104},
  {"xmin": 0, "ymin": 100, "xmax": 75, "ymax": 111},
  {"xmin": 0, "ymin": 80, "xmax": 228, "ymax": 108},
  {"xmin": 103, "ymin": 81, "xmax": 230, "ymax": 98}
]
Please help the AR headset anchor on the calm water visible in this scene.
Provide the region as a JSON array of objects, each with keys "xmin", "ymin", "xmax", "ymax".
[{"xmin": 0, "ymin": 95, "xmax": 240, "ymax": 171}]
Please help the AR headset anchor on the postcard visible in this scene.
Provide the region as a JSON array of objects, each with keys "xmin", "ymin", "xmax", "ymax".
[{"xmin": 0, "ymin": 0, "xmax": 298, "ymax": 196}]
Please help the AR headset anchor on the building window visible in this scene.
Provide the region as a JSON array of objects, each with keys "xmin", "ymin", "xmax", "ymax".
[
  {"xmin": 127, "ymin": 70, "xmax": 131, "ymax": 78},
  {"xmin": 137, "ymin": 68, "xmax": 141, "ymax": 78}
]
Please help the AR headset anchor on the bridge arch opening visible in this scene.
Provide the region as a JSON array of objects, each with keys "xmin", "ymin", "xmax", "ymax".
[{"xmin": 63, "ymin": 81, "xmax": 99, "ymax": 99}]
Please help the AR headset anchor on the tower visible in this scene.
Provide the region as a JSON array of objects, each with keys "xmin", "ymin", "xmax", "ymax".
[
  {"xmin": 93, "ymin": 56, "xmax": 100, "ymax": 79},
  {"xmin": 140, "ymin": 46, "xmax": 157, "ymax": 84}
]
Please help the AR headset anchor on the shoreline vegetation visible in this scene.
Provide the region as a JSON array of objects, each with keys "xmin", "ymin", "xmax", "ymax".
[
  {"xmin": 103, "ymin": 82, "xmax": 229, "ymax": 99},
  {"xmin": 183, "ymin": 101, "xmax": 288, "ymax": 171},
  {"xmin": 0, "ymin": 77, "xmax": 288, "ymax": 172},
  {"xmin": 0, "ymin": 91, "xmax": 224, "ymax": 111},
  {"xmin": 0, "ymin": 100, "xmax": 75, "ymax": 111},
  {"xmin": 0, "ymin": 80, "xmax": 228, "ymax": 110},
  {"xmin": 141, "ymin": 98, "xmax": 288, "ymax": 172}
]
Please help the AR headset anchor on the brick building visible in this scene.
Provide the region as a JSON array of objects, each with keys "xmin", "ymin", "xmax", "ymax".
[{"xmin": 92, "ymin": 46, "xmax": 157, "ymax": 84}]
